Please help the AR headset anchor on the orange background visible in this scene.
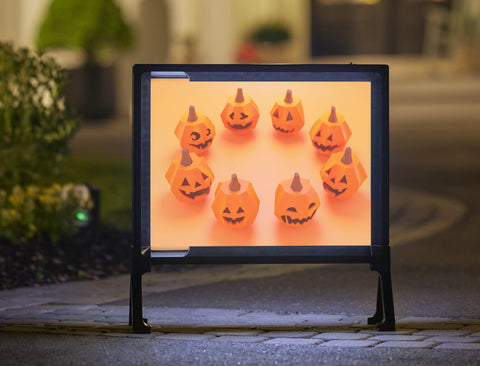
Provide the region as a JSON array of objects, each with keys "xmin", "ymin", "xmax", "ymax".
[{"xmin": 150, "ymin": 79, "xmax": 371, "ymax": 250}]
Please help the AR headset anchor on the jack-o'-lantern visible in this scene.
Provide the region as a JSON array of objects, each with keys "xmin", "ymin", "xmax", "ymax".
[
  {"xmin": 174, "ymin": 105, "xmax": 216, "ymax": 154},
  {"xmin": 165, "ymin": 147, "xmax": 214, "ymax": 202},
  {"xmin": 211, "ymin": 174, "xmax": 260, "ymax": 228},
  {"xmin": 274, "ymin": 173, "xmax": 320, "ymax": 227},
  {"xmin": 309, "ymin": 106, "xmax": 352, "ymax": 155},
  {"xmin": 320, "ymin": 147, "xmax": 367, "ymax": 200},
  {"xmin": 220, "ymin": 88, "xmax": 259, "ymax": 133},
  {"xmin": 270, "ymin": 90, "xmax": 305, "ymax": 134}
]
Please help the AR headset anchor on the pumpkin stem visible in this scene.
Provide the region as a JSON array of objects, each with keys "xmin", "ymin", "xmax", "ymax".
[
  {"xmin": 188, "ymin": 105, "xmax": 198, "ymax": 122},
  {"xmin": 284, "ymin": 89, "xmax": 293, "ymax": 104},
  {"xmin": 180, "ymin": 147, "xmax": 193, "ymax": 166},
  {"xmin": 229, "ymin": 174, "xmax": 241, "ymax": 192},
  {"xmin": 235, "ymin": 88, "xmax": 245, "ymax": 103},
  {"xmin": 341, "ymin": 147, "xmax": 353, "ymax": 165},
  {"xmin": 328, "ymin": 106, "xmax": 338, "ymax": 122},
  {"xmin": 290, "ymin": 172, "xmax": 303, "ymax": 192}
]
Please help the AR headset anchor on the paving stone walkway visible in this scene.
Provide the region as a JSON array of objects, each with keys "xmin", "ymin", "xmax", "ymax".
[{"xmin": 1, "ymin": 305, "xmax": 479, "ymax": 351}]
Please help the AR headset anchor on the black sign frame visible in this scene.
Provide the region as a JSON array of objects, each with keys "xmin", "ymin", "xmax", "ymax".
[{"xmin": 130, "ymin": 64, "xmax": 394, "ymax": 333}]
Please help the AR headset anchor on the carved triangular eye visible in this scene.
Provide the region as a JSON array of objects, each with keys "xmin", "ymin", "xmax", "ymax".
[
  {"xmin": 237, "ymin": 207, "xmax": 244, "ymax": 213},
  {"xmin": 229, "ymin": 112, "xmax": 235, "ymax": 119},
  {"xmin": 327, "ymin": 134, "xmax": 333, "ymax": 141},
  {"xmin": 240, "ymin": 113, "xmax": 248, "ymax": 120},
  {"xmin": 286, "ymin": 207, "xmax": 297, "ymax": 212},
  {"xmin": 286, "ymin": 112, "xmax": 293, "ymax": 121},
  {"xmin": 273, "ymin": 109, "xmax": 279, "ymax": 118},
  {"xmin": 315, "ymin": 130, "xmax": 321, "ymax": 137},
  {"xmin": 325, "ymin": 168, "xmax": 332, "ymax": 175},
  {"xmin": 181, "ymin": 178, "xmax": 189, "ymax": 186},
  {"xmin": 201, "ymin": 172, "xmax": 209, "ymax": 180},
  {"xmin": 223, "ymin": 207, "xmax": 231, "ymax": 214},
  {"xmin": 340, "ymin": 175, "xmax": 347, "ymax": 184},
  {"xmin": 195, "ymin": 182, "xmax": 201, "ymax": 187}
]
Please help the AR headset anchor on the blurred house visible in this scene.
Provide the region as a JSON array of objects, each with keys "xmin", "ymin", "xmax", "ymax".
[{"xmin": 1, "ymin": 0, "xmax": 478, "ymax": 118}]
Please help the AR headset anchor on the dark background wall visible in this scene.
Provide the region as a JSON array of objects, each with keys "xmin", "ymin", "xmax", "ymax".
[{"xmin": 310, "ymin": 0, "xmax": 448, "ymax": 56}]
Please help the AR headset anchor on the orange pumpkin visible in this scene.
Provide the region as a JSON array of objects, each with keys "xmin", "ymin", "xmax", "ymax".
[
  {"xmin": 274, "ymin": 173, "xmax": 320, "ymax": 227},
  {"xmin": 309, "ymin": 106, "xmax": 352, "ymax": 155},
  {"xmin": 320, "ymin": 147, "xmax": 367, "ymax": 200},
  {"xmin": 165, "ymin": 148, "xmax": 214, "ymax": 202},
  {"xmin": 270, "ymin": 90, "xmax": 305, "ymax": 134},
  {"xmin": 211, "ymin": 174, "xmax": 260, "ymax": 228},
  {"xmin": 174, "ymin": 105, "xmax": 216, "ymax": 154},
  {"xmin": 220, "ymin": 88, "xmax": 259, "ymax": 133}
]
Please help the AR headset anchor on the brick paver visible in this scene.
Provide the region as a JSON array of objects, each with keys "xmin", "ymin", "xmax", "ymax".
[
  {"xmin": 359, "ymin": 329, "xmax": 416, "ymax": 335},
  {"xmin": 314, "ymin": 332, "xmax": 372, "ymax": 340},
  {"xmin": 435, "ymin": 343, "xmax": 480, "ymax": 350},
  {"xmin": 375, "ymin": 341, "xmax": 437, "ymax": 349},
  {"xmin": 262, "ymin": 331, "xmax": 317, "ymax": 338},
  {"xmin": 368, "ymin": 335, "xmax": 428, "ymax": 342},
  {"xmin": 396, "ymin": 317, "xmax": 461, "ymax": 329},
  {"xmin": 414, "ymin": 329, "xmax": 472, "ymax": 336},
  {"xmin": 213, "ymin": 336, "xmax": 269, "ymax": 343},
  {"xmin": 156, "ymin": 333, "xmax": 216, "ymax": 341},
  {"xmin": 320, "ymin": 340, "xmax": 379, "ymax": 348},
  {"xmin": 205, "ymin": 330, "xmax": 264, "ymax": 337},
  {"xmin": 264, "ymin": 338, "xmax": 323, "ymax": 345},
  {"xmin": 425, "ymin": 336, "xmax": 480, "ymax": 343}
]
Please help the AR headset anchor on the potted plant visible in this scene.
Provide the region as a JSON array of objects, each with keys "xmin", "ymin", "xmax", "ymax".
[
  {"xmin": 249, "ymin": 22, "xmax": 292, "ymax": 63},
  {"xmin": 36, "ymin": 0, "xmax": 133, "ymax": 119}
]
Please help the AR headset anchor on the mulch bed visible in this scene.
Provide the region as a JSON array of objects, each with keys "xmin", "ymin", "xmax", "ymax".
[
  {"xmin": 0, "ymin": 225, "xmax": 200, "ymax": 290},
  {"xmin": 0, "ymin": 225, "xmax": 132, "ymax": 290}
]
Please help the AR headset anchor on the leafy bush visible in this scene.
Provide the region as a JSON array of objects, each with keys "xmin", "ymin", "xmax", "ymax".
[
  {"xmin": 36, "ymin": 0, "xmax": 133, "ymax": 64},
  {"xmin": 0, "ymin": 42, "xmax": 79, "ymax": 189},
  {"xmin": 0, "ymin": 183, "xmax": 93, "ymax": 243}
]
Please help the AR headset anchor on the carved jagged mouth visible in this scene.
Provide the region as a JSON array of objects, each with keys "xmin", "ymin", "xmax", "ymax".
[
  {"xmin": 274, "ymin": 125, "xmax": 294, "ymax": 134},
  {"xmin": 223, "ymin": 216, "xmax": 245, "ymax": 224},
  {"xmin": 190, "ymin": 139, "xmax": 213, "ymax": 149},
  {"xmin": 281, "ymin": 209, "xmax": 317, "ymax": 226},
  {"xmin": 323, "ymin": 182, "xmax": 346, "ymax": 197},
  {"xmin": 313, "ymin": 141, "xmax": 339, "ymax": 151},
  {"xmin": 228, "ymin": 121, "xmax": 253, "ymax": 130},
  {"xmin": 179, "ymin": 186, "xmax": 210, "ymax": 199}
]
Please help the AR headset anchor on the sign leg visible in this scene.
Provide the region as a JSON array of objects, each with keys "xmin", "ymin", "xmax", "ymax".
[
  {"xmin": 368, "ymin": 277, "xmax": 384, "ymax": 325},
  {"xmin": 376, "ymin": 269, "xmax": 395, "ymax": 331},
  {"xmin": 130, "ymin": 270, "xmax": 151, "ymax": 333},
  {"xmin": 369, "ymin": 246, "xmax": 396, "ymax": 331}
]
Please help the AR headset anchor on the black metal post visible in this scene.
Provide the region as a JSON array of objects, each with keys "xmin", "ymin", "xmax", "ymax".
[
  {"xmin": 368, "ymin": 278, "xmax": 384, "ymax": 325},
  {"xmin": 369, "ymin": 246, "xmax": 395, "ymax": 331},
  {"xmin": 129, "ymin": 246, "xmax": 151, "ymax": 333}
]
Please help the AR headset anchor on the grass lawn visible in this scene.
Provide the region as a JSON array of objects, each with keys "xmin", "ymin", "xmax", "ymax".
[{"xmin": 59, "ymin": 156, "xmax": 132, "ymax": 231}]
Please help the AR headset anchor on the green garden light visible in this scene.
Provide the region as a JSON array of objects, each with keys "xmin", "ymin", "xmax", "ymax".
[{"xmin": 76, "ymin": 211, "xmax": 89, "ymax": 222}]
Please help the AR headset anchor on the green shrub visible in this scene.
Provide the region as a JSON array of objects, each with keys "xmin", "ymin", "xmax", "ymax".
[
  {"xmin": 36, "ymin": 0, "xmax": 133, "ymax": 64},
  {"xmin": 0, "ymin": 183, "xmax": 93, "ymax": 243},
  {"xmin": 0, "ymin": 42, "xmax": 79, "ymax": 189}
]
